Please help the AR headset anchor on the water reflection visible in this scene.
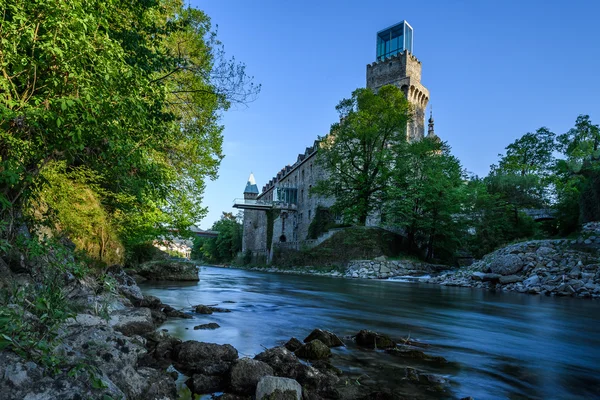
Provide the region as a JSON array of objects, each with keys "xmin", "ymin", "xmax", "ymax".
[{"xmin": 140, "ymin": 266, "xmax": 600, "ymax": 400}]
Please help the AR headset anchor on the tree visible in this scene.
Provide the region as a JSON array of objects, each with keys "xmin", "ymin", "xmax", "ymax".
[
  {"xmin": 554, "ymin": 115, "xmax": 600, "ymax": 232},
  {"xmin": 0, "ymin": 1, "xmax": 259, "ymax": 256},
  {"xmin": 495, "ymin": 127, "xmax": 556, "ymax": 177},
  {"xmin": 463, "ymin": 177, "xmax": 536, "ymax": 257},
  {"xmin": 385, "ymin": 138, "xmax": 466, "ymax": 260},
  {"xmin": 312, "ymin": 85, "xmax": 411, "ymax": 225},
  {"xmin": 192, "ymin": 212, "xmax": 242, "ymax": 263}
]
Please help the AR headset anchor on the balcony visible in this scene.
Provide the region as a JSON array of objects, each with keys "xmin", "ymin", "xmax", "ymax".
[{"xmin": 233, "ymin": 198, "xmax": 298, "ymax": 211}]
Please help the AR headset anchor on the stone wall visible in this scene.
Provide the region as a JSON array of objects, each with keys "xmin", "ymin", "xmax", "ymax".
[
  {"xmin": 242, "ymin": 208, "xmax": 268, "ymax": 254},
  {"xmin": 366, "ymin": 51, "xmax": 429, "ymax": 141}
]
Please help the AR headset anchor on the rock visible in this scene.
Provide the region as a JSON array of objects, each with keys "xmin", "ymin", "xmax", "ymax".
[
  {"xmin": 150, "ymin": 309, "xmax": 167, "ymax": 325},
  {"xmin": 194, "ymin": 323, "xmax": 221, "ymax": 330},
  {"xmin": 108, "ymin": 268, "xmax": 145, "ymax": 304},
  {"xmin": 569, "ymin": 267, "xmax": 581, "ymax": 278},
  {"xmin": 161, "ymin": 305, "xmax": 192, "ymax": 319},
  {"xmin": 173, "ymin": 341, "xmax": 238, "ymax": 375},
  {"xmin": 256, "ymin": 376, "xmax": 302, "ymax": 400},
  {"xmin": 355, "ymin": 330, "xmax": 396, "ymax": 349},
  {"xmin": 109, "ymin": 307, "xmax": 154, "ymax": 336},
  {"xmin": 536, "ymin": 246, "xmax": 554, "ymax": 256},
  {"xmin": 387, "ymin": 348, "xmax": 447, "ymax": 365},
  {"xmin": 135, "ymin": 259, "xmax": 199, "ymax": 281},
  {"xmin": 187, "ymin": 374, "xmax": 225, "ymax": 394},
  {"xmin": 404, "ymin": 367, "xmax": 449, "ymax": 392},
  {"xmin": 373, "ymin": 255, "xmax": 387, "ymax": 262},
  {"xmin": 294, "ymin": 340, "xmax": 331, "ymax": 360},
  {"xmin": 499, "ymin": 275, "xmax": 522, "ymax": 284},
  {"xmin": 284, "ymin": 337, "xmax": 304, "ymax": 352},
  {"xmin": 136, "ymin": 295, "xmax": 162, "ymax": 309},
  {"xmin": 254, "ymin": 347, "xmax": 338, "ymax": 397},
  {"xmin": 195, "ymin": 304, "xmax": 213, "ymax": 314},
  {"xmin": 310, "ymin": 360, "xmax": 342, "ymax": 376},
  {"xmin": 489, "ymin": 254, "xmax": 523, "ymax": 275},
  {"xmin": 523, "ymin": 275, "xmax": 540, "ymax": 287},
  {"xmin": 229, "ymin": 358, "xmax": 274, "ymax": 394},
  {"xmin": 303, "ymin": 329, "xmax": 344, "ymax": 348},
  {"xmin": 194, "ymin": 304, "xmax": 232, "ymax": 314}
]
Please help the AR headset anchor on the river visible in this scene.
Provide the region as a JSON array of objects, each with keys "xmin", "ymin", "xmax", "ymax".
[{"xmin": 140, "ymin": 266, "xmax": 600, "ymax": 400}]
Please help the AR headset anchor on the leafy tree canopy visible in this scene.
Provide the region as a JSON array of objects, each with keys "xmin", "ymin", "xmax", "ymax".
[
  {"xmin": 312, "ymin": 85, "xmax": 411, "ymax": 225},
  {"xmin": 0, "ymin": 0, "xmax": 259, "ymax": 254}
]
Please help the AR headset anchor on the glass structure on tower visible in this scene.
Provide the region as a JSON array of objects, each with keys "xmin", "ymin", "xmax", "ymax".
[{"xmin": 376, "ymin": 21, "xmax": 413, "ymax": 61}]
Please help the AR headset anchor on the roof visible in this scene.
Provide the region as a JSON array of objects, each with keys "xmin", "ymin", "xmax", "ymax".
[{"xmin": 244, "ymin": 173, "xmax": 259, "ymax": 194}]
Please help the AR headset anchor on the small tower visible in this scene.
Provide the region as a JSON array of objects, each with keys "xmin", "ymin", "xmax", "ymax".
[
  {"xmin": 427, "ymin": 109, "xmax": 435, "ymax": 138},
  {"xmin": 366, "ymin": 21, "xmax": 429, "ymax": 142},
  {"xmin": 243, "ymin": 173, "xmax": 259, "ymax": 201}
]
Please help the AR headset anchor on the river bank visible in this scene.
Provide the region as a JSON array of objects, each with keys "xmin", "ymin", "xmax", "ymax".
[{"xmin": 222, "ymin": 222, "xmax": 600, "ymax": 299}]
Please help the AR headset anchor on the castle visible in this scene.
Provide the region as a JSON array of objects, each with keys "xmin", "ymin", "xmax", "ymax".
[{"xmin": 234, "ymin": 21, "xmax": 437, "ymax": 261}]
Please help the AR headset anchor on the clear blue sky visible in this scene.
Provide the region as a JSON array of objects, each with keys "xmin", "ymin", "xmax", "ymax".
[{"xmin": 194, "ymin": 0, "xmax": 600, "ymax": 229}]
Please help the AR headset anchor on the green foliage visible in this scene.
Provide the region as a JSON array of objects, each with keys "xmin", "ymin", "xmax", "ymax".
[
  {"xmin": 462, "ymin": 178, "xmax": 537, "ymax": 257},
  {"xmin": 313, "ymin": 85, "xmax": 411, "ymax": 225},
  {"xmin": 28, "ymin": 161, "xmax": 123, "ymax": 265},
  {"xmin": 0, "ymin": 0, "xmax": 258, "ymax": 252},
  {"xmin": 553, "ymin": 115, "xmax": 600, "ymax": 233},
  {"xmin": 385, "ymin": 138, "xmax": 466, "ymax": 261},
  {"xmin": 495, "ymin": 127, "xmax": 556, "ymax": 177},
  {"xmin": 0, "ymin": 237, "xmax": 84, "ymax": 371},
  {"xmin": 192, "ymin": 212, "xmax": 242, "ymax": 263},
  {"xmin": 307, "ymin": 206, "xmax": 336, "ymax": 239}
]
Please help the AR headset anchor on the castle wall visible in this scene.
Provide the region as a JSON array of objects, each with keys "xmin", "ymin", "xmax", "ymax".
[
  {"xmin": 366, "ymin": 51, "xmax": 429, "ymax": 141},
  {"xmin": 242, "ymin": 209, "xmax": 268, "ymax": 254}
]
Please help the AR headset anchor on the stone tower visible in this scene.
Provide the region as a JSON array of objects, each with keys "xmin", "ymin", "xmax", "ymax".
[{"xmin": 366, "ymin": 21, "xmax": 429, "ymax": 142}]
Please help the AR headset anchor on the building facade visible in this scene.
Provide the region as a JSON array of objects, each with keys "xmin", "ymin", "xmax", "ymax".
[{"xmin": 235, "ymin": 21, "xmax": 436, "ymax": 260}]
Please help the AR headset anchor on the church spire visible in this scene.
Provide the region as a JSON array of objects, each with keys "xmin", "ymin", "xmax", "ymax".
[{"xmin": 427, "ymin": 106, "xmax": 435, "ymax": 138}]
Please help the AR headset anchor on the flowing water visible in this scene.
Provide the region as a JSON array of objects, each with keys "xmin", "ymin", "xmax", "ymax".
[{"xmin": 140, "ymin": 266, "xmax": 600, "ymax": 399}]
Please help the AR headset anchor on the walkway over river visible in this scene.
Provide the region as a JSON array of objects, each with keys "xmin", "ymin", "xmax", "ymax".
[{"xmin": 141, "ymin": 266, "xmax": 600, "ymax": 400}]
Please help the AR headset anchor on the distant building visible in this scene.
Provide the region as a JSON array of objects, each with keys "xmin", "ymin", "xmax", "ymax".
[{"xmin": 234, "ymin": 21, "xmax": 437, "ymax": 261}]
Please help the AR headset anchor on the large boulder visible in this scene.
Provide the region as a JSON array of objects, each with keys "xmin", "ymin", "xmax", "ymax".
[
  {"xmin": 256, "ymin": 376, "xmax": 302, "ymax": 400},
  {"xmin": 173, "ymin": 340, "xmax": 238, "ymax": 376},
  {"xmin": 294, "ymin": 340, "xmax": 331, "ymax": 360},
  {"xmin": 284, "ymin": 337, "xmax": 303, "ymax": 352},
  {"xmin": 488, "ymin": 254, "xmax": 524, "ymax": 275},
  {"xmin": 135, "ymin": 259, "xmax": 199, "ymax": 281},
  {"xmin": 303, "ymin": 329, "xmax": 344, "ymax": 348},
  {"xmin": 187, "ymin": 374, "xmax": 225, "ymax": 394},
  {"xmin": 109, "ymin": 307, "xmax": 155, "ymax": 336},
  {"xmin": 355, "ymin": 330, "xmax": 396, "ymax": 349},
  {"xmin": 254, "ymin": 347, "xmax": 338, "ymax": 397},
  {"xmin": 229, "ymin": 358, "xmax": 274, "ymax": 394},
  {"xmin": 107, "ymin": 266, "xmax": 145, "ymax": 304}
]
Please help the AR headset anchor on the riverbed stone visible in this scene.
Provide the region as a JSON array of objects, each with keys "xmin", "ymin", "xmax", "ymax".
[
  {"xmin": 355, "ymin": 330, "xmax": 396, "ymax": 349},
  {"xmin": 194, "ymin": 323, "xmax": 221, "ymax": 330},
  {"xmin": 187, "ymin": 374, "xmax": 225, "ymax": 394},
  {"xmin": 295, "ymin": 340, "xmax": 331, "ymax": 360},
  {"xmin": 109, "ymin": 307, "xmax": 154, "ymax": 337},
  {"xmin": 499, "ymin": 275, "xmax": 522, "ymax": 284},
  {"xmin": 135, "ymin": 259, "xmax": 199, "ymax": 281},
  {"xmin": 523, "ymin": 275, "xmax": 541, "ymax": 287},
  {"xmin": 489, "ymin": 254, "xmax": 523, "ymax": 275},
  {"xmin": 303, "ymin": 329, "xmax": 344, "ymax": 348},
  {"xmin": 229, "ymin": 358, "xmax": 274, "ymax": 395},
  {"xmin": 254, "ymin": 347, "xmax": 338, "ymax": 397},
  {"xmin": 284, "ymin": 337, "xmax": 303, "ymax": 352},
  {"xmin": 173, "ymin": 340, "xmax": 238, "ymax": 375},
  {"xmin": 256, "ymin": 376, "xmax": 302, "ymax": 400}
]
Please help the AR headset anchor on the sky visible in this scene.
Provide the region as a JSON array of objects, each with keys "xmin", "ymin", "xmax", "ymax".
[{"xmin": 193, "ymin": 0, "xmax": 600, "ymax": 229}]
